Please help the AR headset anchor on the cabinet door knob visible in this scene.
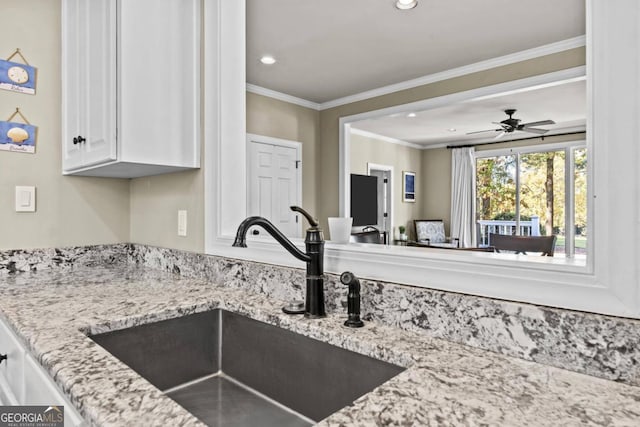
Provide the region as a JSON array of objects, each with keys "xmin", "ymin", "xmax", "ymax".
[
  {"xmin": 0, "ymin": 354, "xmax": 6, "ymax": 364},
  {"xmin": 73, "ymin": 136, "xmax": 86, "ymax": 145}
]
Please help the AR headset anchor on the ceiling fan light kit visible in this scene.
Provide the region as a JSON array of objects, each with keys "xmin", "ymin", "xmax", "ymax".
[{"xmin": 466, "ymin": 109, "xmax": 556, "ymax": 139}]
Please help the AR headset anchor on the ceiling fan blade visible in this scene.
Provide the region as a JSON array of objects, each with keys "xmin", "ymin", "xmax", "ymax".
[
  {"xmin": 494, "ymin": 131, "xmax": 506, "ymax": 140},
  {"xmin": 466, "ymin": 129, "xmax": 502, "ymax": 135},
  {"xmin": 521, "ymin": 127, "xmax": 549, "ymax": 134},
  {"xmin": 522, "ymin": 120, "xmax": 555, "ymax": 127}
]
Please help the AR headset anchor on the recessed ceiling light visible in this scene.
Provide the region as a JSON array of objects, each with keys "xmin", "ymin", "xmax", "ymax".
[
  {"xmin": 448, "ymin": 128, "xmax": 457, "ymax": 132},
  {"xmin": 395, "ymin": 0, "xmax": 418, "ymax": 10},
  {"xmin": 407, "ymin": 112, "xmax": 417, "ymax": 118},
  {"xmin": 260, "ymin": 55, "xmax": 276, "ymax": 65}
]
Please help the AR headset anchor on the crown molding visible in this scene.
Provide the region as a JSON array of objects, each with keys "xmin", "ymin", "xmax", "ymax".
[
  {"xmin": 246, "ymin": 36, "xmax": 586, "ymax": 113},
  {"xmin": 350, "ymin": 127, "xmax": 424, "ymax": 150},
  {"xmin": 318, "ymin": 35, "xmax": 586, "ymax": 110},
  {"xmin": 246, "ymin": 83, "xmax": 321, "ymax": 110}
]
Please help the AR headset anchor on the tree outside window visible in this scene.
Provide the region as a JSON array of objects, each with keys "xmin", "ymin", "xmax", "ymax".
[{"xmin": 475, "ymin": 143, "xmax": 587, "ymax": 257}]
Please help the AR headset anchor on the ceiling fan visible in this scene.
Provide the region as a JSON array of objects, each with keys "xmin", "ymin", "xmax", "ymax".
[{"xmin": 467, "ymin": 109, "xmax": 556, "ymax": 139}]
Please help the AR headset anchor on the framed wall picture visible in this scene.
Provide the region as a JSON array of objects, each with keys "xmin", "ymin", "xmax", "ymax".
[
  {"xmin": 0, "ymin": 108, "xmax": 37, "ymax": 154},
  {"xmin": 403, "ymin": 171, "xmax": 415, "ymax": 202},
  {"xmin": 0, "ymin": 49, "xmax": 37, "ymax": 95}
]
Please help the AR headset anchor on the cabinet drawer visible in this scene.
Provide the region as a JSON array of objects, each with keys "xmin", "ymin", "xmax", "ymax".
[
  {"xmin": 24, "ymin": 354, "xmax": 84, "ymax": 426},
  {"xmin": 0, "ymin": 318, "xmax": 25, "ymax": 402}
]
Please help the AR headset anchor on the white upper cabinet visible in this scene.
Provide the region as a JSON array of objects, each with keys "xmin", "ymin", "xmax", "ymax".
[{"xmin": 62, "ymin": 0, "xmax": 201, "ymax": 178}]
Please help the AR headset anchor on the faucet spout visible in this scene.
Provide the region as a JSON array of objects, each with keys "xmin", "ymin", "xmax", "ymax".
[
  {"xmin": 233, "ymin": 207, "xmax": 326, "ymax": 319},
  {"xmin": 233, "ymin": 216, "xmax": 310, "ymax": 263}
]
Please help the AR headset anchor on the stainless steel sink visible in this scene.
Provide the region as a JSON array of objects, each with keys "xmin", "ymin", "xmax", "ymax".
[{"xmin": 90, "ymin": 310, "xmax": 405, "ymax": 426}]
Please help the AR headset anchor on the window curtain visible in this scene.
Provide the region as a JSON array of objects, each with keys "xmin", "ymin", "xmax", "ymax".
[{"xmin": 450, "ymin": 147, "xmax": 476, "ymax": 247}]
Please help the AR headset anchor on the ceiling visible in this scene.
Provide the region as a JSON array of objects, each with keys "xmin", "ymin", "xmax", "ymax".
[
  {"xmin": 351, "ymin": 79, "xmax": 586, "ymax": 147},
  {"xmin": 246, "ymin": 0, "xmax": 585, "ymax": 104}
]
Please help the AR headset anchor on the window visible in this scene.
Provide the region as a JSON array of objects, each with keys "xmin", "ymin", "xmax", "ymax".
[{"xmin": 475, "ymin": 142, "xmax": 587, "ymax": 258}]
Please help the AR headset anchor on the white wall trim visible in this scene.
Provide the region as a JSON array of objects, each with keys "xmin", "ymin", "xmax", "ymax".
[
  {"xmin": 207, "ymin": 1, "xmax": 640, "ymax": 319},
  {"xmin": 246, "ymin": 133, "xmax": 302, "ymax": 150},
  {"xmin": 204, "ymin": 0, "xmax": 247, "ymax": 249},
  {"xmin": 246, "ymin": 83, "xmax": 321, "ymax": 110},
  {"xmin": 350, "ymin": 128, "xmax": 423, "ymax": 150},
  {"xmin": 203, "ymin": 0, "xmax": 220, "ymax": 251},
  {"xmin": 319, "ymin": 35, "xmax": 586, "ymax": 110}
]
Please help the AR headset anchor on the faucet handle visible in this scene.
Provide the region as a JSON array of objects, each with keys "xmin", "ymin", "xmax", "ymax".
[{"xmin": 290, "ymin": 206, "xmax": 319, "ymax": 227}]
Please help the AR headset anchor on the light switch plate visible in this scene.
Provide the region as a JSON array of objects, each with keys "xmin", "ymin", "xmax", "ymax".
[{"xmin": 15, "ymin": 186, "xmax": 36, "ymax": 212}]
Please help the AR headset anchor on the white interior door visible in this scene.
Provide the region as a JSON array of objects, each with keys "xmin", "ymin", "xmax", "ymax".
[{"xmin": 248, "ymin": 135, "xmax": 302, "ymax": 238}]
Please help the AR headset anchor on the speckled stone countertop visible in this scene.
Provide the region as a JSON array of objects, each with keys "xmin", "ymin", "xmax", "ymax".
[{"xmin": 1, "ymin": 265, "xmax": 639, "ymax": 426}]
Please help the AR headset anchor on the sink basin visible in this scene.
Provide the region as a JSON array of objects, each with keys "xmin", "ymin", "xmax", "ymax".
[{"xmin": 90, "ymin": 309, "xmax": 405, "ymax": 426}]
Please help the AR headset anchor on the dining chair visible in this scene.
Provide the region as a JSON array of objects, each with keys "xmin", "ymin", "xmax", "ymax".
[{"xmin": 489, "ymin": 233, "xmax": 557, "ymax": 256}]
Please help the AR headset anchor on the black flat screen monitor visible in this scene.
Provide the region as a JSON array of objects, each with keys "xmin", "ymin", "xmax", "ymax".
[{"xmin": 350, "ymin": 174, "xmax": 378, "ymax": 226}]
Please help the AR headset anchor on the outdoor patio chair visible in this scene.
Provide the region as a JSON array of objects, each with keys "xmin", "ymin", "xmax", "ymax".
[{"xmin": 489, "ymin": 233, "xmax": 557, "ymax": 256}]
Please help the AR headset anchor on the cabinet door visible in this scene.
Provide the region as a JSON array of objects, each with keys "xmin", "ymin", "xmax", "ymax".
[
  {"xmin": 62, "ymin": 0, "xmax": 117, "ymax": 172},
  {"xmin": 0, "ymin": 319, "xmax": 25, "ymax": 404},
  {"xmin": 24, "ymin": 355, "xmax": 84, "ymax": 427}
]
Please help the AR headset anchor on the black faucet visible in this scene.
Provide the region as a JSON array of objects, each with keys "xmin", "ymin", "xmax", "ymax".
[
  {"xmin": 232, "ymin": 206, "xmax": 326, "ymax": 319},
  {"xmin": 340, "ymin": 271, "xmax": 364, "ymax": 328}
]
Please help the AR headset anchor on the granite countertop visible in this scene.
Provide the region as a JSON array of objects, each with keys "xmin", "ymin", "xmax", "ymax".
[{"xmin": 0, "ymin": 265, "xmax": 639, "ymax": 426}]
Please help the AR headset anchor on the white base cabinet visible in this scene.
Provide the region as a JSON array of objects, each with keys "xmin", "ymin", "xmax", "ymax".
[
  {"xmin": 0, "ymin": 318, "xmax": 84, "ymax": 426},
  {"xmin": 62, "ymin": 0, "xmax": 201, "ymax": 178}
]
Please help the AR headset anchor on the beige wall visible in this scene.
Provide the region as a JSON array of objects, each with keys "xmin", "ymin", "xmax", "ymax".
[
  {"xmin": 350, "ymin": 133, "xmax": 423, "ymax": 237},
  {"xmin": 318, "ymin": 48, "xmax": 586, "ymax": 233},
  {"xmin": 246, "ymin": 92, "xmax": 320, "ymax": 217},
  {"xmin": 129, "ymin": 170, "xmax": 204, "ymax": 252},
  {"xmin": 0, "ymin": 0, "xmax": 129, "ymax": 250},
  {"xmin": 420, "ymin": 148, "xmax": 452, "ymax": 233}
]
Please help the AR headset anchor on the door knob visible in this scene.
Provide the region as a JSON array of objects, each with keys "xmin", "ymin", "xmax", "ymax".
[
  {"xmin": 73, "ymin": 136, "xmax": 86, "ymax": 145},
  {"xmin": 0, "ymin": 354, "xmax": 6, "ymax": 364}
]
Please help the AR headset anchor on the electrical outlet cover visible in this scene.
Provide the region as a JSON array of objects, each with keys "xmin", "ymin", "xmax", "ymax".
[{"xmin": 178, "ymin": 210, "xmax": 187, "ymax": 236}]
